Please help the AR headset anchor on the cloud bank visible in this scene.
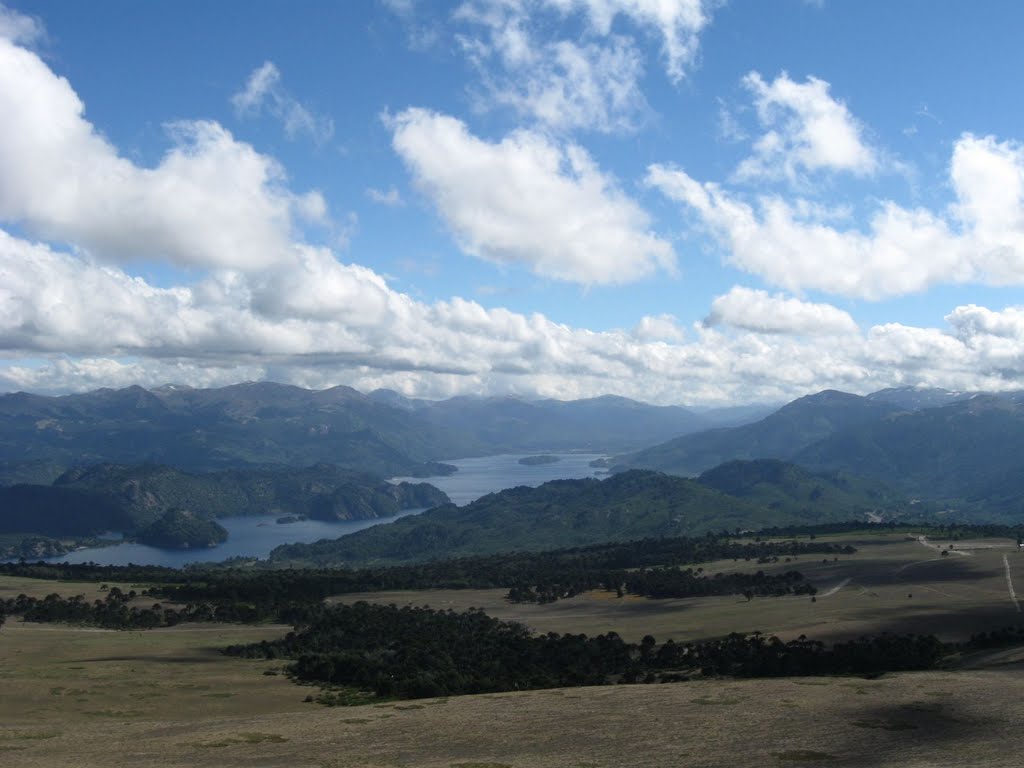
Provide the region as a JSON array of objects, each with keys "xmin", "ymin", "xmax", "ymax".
[{"xmin": 390, "ymin": 107, "xmax": 676, "ymax": 285}]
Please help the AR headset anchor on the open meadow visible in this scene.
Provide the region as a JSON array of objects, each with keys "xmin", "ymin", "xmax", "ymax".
[
  {"xmin": 334, "ymin": 532, "xmax": 1024, "ymax": 644},
  {"xmin": 3, "ymin": 531, "xmax": 1024, "ymax": 767}
]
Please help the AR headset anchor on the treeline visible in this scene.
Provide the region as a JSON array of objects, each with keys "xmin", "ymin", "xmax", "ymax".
[
  {"xmin": 223, "ymin": 601, "xmax": 970, "ymax": 700},
  {"xmin": 0, "ymin": 533, "xmax": 852, "ymax": 608},
  {"xmin": 751, "ymin": 520, "xmax": 1024, "ymax": 541},
  {"xmin": 0, "ymin": 588, "xmax": 300, "ymax": 630},
  {"xmin": 507, "ymin": 567, "xmax": 816, "ymax": 604}
]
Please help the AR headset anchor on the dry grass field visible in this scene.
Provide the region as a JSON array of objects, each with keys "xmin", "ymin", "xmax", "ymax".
[
  {"xmin": 3, "ymin": 531, "xmax": 1024, "ymax": 767},
  {"xmin": 335, "ymin": 532, "xmax": 1024, "ymax": 644}
]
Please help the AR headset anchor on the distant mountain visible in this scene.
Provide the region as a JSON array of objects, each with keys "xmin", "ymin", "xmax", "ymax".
[
  {"xmin": 0, "ymin": 382, "xmax": 470, "ymax": 478},
  {"xmin": 0, "ymin": 384, "xmax": 769, "ymax": 481},
  {"xmin": 794, "ymin": 394, "xmax": 1024, "ymax": 513},
  {"xmin": 53, "ymin": 463, "xmax": 450, "ymax": 527},
  {"xmin": 612, "ymin": 390, "xmax": 904, "ymax": 476},
  {"xmin": 268, "ymin": 467, "xmax": 877, "ymax": 566},
  {"xmin": 865, "ymin": 386, "xmax": 976, "ymax": 410},
  {"xmin": 381, "ymin": 393, "xmax": 718, "ymax": 453},
  {"xmin": 697, "ymin": 459, "xmax": 905, "ymax": 520}
]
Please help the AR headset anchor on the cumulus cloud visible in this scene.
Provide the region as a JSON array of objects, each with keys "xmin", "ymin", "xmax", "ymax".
[
  {"xmin": 366, "ymin": 186, "xmax": 404, "ymax": 206},
  {"xmin": 706, "ymin": 286, "xmax": 858, "ymax": 336},
  {"xmin": 547, "ymin": 0, "xmax": 710, "ymax": 84},
  {"xmin": 454, "ymin": 0, "xmax": 711, "ymax": 132},
  {"xmin": 0, "ymin": 3, "xmax": 42, "ymax": 45},
  {"xmin": 232, "ymin": 61, "xmax": 334, "ymax": 145},
  {"xmin": 7, "ymin": 223, "xmax": 1024, "ymax": 404},
  {"xmin": 0, "ymin": 37, "xmax": 329, "ymax": 271},
  {"xmin": 391, "ymin": 108, "xmax": 675, "ymax": 285},
  {"xmin": 456, "ymin": 2, "xmax": 647, "ymax": 132},
  {"xmin": 646, "ymin": 132, "xmax": 1024, "ymax": 299},
  {"xmin": 736, "ymin": 72, "xmax": 878, "ymax": 181},
  {"xmin": 633, "ymin": 313, "xmax": 686, "ymax": 341}
]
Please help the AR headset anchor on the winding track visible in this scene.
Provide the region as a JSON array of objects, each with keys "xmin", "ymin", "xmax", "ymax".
[
  {"xmin": 916, "ymin": 535, "xmax": 972, "ymax": 556},
  {"xmin": 1003, "ymin": 554, "xmax": 1021, "ymax": 613},
  {"xmin": 818, "ymin": 577, "xmax": 851, "ymax": 598}
]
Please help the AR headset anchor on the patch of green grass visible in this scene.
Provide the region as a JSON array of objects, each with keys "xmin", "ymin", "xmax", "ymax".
[
  {"xmin": 773, "ymin": 751, "xmax": 837, "ymax": 762},
  {"xmin": 853, "ymin": 719, "xmax": 918, "ymax": 731},
  {"xmin": 0, "ymin": 731, "xmax": 61, "ymax": 741},
  {"xmin": 394, "ymin": 703, "xmax": 426, "ymax": 711},
  {"xmin": 201, "ymin": 692, "xmax": 237, "ymax": 699},
  {"xmin": 449, "ymin": 763, "xmax": 513, "ymax": 768},
  {"xmin": 198, "ymin": 732, "xmax": 288, "ymax": 748},
  {"xmin": 691, "ymin": 696, "xmax": 745, "ymax": 706},
  {"xmin": 314, "ymin": 688, "xmax": 380, "ymax": 707}
]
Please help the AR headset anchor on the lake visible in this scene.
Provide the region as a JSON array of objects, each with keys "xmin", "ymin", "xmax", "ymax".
[{"xmin": 40, "ymin": 452, "xmax": 608, "ymax": 567}]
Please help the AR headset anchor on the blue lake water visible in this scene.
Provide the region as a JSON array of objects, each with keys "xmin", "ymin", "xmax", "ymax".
[{"xmin": 39, "ymin": 452, "xmax": 607, "ymax": 567}]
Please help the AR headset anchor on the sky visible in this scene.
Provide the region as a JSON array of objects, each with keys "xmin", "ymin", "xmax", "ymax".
[{"xmin": 2, "ymin": 0, "xmax": 1024, "ymax": 405}]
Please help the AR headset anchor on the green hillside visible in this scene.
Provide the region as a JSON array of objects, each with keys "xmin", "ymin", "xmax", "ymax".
[
  {"xmin": 697, "ymin": 459, "xmax": 904, "ymax": 519},
  {"xmin": 269, "ymin": 468, "xmax": 877, "ymax": 566},
  {"xmin": 136, "ymin": 509, "xmax": 228, "ymax": 550},
  {"xmin": 613, "ymin": 390, "xmax": 902, "ymax": 476},
  {"xmin": 53, "ymin": 463, "xmax": 450, "ymax": 527},
  {"xmin": 794, "ymin": 395, "xmax": 1024, "ymax": 514}
]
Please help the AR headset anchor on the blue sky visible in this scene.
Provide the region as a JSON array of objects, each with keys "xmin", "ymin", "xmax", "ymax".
[{"xmin": 2, "ymin": 0, "xmax": 1024, "ymax": 404}]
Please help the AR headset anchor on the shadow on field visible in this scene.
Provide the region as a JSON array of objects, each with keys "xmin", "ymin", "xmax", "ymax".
[
  {"xmin": 798, "ymin": 602, "xmax": 1024, "ymax": 645},
  {"xmin": 69, "ymin": 655, "xmax": 222, "ymax": 664},
  {"xmin": 832, "ymin": 697, "xmax": 1003, "ymax": 766}
]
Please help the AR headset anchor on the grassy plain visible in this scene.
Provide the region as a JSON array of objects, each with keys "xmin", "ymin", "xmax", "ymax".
[
  {"xmin": 334, "ymin": 532, "xmax": 1024, "ymax": 644},
  {"xmin": 3, "ymin": 531, "xmax": 1024, "ymax": 767}
]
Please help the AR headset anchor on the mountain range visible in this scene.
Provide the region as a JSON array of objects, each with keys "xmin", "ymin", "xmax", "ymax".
[
  {"xmin": 0, "ymin": 382, "xmax": 771, "ymax": 484},
  {"xmin": 612, "ymin": 387, "xmax": 1024, "ymax": 516}
]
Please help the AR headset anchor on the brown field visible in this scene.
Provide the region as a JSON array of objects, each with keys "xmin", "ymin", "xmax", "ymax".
[
  {"xmin": 3, "ymin": 531, "xmax": 1024, "ymax": 767},
  {"xmin": 334, "ymin": 532, "xmax": 1024, "ymax": 644}
]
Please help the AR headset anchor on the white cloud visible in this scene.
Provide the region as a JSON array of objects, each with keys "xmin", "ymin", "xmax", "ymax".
[
  {"xmin": 548, "ymin": 0, "xmax": 710, "ymax": 84},
  {"xmin": 8, "ymin": 223, "xmax": 1024, "ymax": 405},
  {"xmin": 366, "ymin": 186, "xmax": 405, "ymax": 206},
  {"xmin": 391, "ymin": 108, "xmax": 675, "ymax": 285},
  {"xmin": 706, "ymin": 286, "xmax": 858, "ymax": 336},
  {"xmin": 232, "ymin": 61, "xmax": 334, "ymax": 145},
  {"xmin": 646, "ymin": 132, "xmax": 1024, "ymax": 299},
  {"xmin": 0, "ymin": 3, "xmax": 43, "ymax": 45},
  {"xmin": 0, "ymin": 38, "xmax": 331, "ymax": 271},
  {"xmin": 454, "ymin": 0, "xmax": 712, "ymax": 132},
  {"xmin": 736, "ymin": 72, "xmax": 878, "ymax": 181},
  {"xmin": 456, "ymin": 2, "xmax": 648, "ymax": 133},
  {"xmin": 489, "ymin": 35, "xmax": 648, "ymax": 134},
  {"xmin": 633, "ymin": 313, "xmax": 685, "ymax": 341}
]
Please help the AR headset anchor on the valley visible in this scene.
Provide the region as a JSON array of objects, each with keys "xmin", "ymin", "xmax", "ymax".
[{"xmin": 4, "ymin": 529, "xmax": 1024, "ymax": 767}]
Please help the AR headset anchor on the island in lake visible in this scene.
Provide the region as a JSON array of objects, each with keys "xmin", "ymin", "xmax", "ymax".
[
  {"xmin": 517, "ymin": 454, "xmax": 561, "ymax": 466},
  {"xmin": 136, "ymin": 508, "xmax": 229, "ymax": 550}
]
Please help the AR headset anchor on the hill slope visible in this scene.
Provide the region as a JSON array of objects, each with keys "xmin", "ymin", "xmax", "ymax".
[
  {"xmin": 697, "ymin": 459, "xmax": 904, "ymax": 520},
  {"xmin": 795, "ymin": 394, "xmax": 1024, "ymax": 513},
  {"xmin": 269, "ymin": 467, "xmax": 880, "ymax": 566},
  {"xmin": 0, "ymin": 384, "xmax": 770, "ymax": 481},
  {"xmin": 613, "ymin": 391, "xmax": 903, "ymax": 476}
]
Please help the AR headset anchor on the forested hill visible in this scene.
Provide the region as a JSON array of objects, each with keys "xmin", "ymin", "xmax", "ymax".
[
  {"xmin": 0, "ymin": 383, "xmax": 762, "ymax": 483},
  {"xmin": 697, "ymin": 459, "xmax": 906, "ymax": 517},
  {"xmin": 0, "ymin": 464, "xmax": 449, "ymax": 538},
  {"xmin": 794, "ymin": 394, "xmax": 1024, "ymax": 515},
  {"xmin": 0, "ymin": 382, "xmax": 464, "ymax": 479},
  {"xmin": 610, "ymin": 390, "xmax": 903, "ymax": 477},
  {"xmin": 269, "ymin": 467, "xmax": 888, "ymax": 566}
]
